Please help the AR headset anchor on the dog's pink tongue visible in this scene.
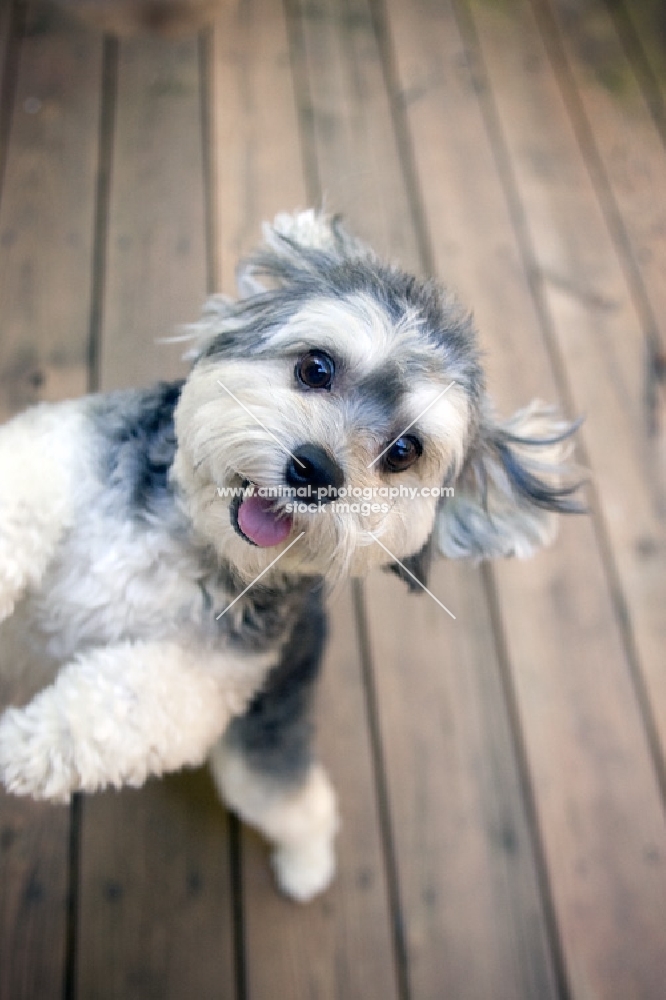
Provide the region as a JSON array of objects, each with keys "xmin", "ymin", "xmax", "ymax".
[{"xmin": 238, "ymin": 495, "xmax": 293, "ymax": 547}]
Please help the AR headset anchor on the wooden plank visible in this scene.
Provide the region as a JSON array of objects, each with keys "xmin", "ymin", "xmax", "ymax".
[
  {"xmin": 382, "ymin": 0, "xmax": 666, "ymax": 995},
  {"xmin": 533, "ymin": 0, "xmax": 666, "ymax": 356},
  {"xmin": 459, "ymin": 0, "xmax": 666, "ymax": 984},
  {"xmin": 470, "ymin": 0, "xmax": 666, "ymax": 798},
  {"xmin": 294, "ymin": 1, "xmax": 563, "ymax": 996},
  {"xmin": 294, "ymin": 0, "xmax": 421, "ymax": 265},
  {"xmin": 533, "ymin": 0, "xmax": 666, "ymax": 538},
  {"xmin": 78, "ymin": 771, "xmax": 235, "ymax": 1000},
  {"xmin": 211, "ymin": 3, "xmax": 400, "ymax": 997},
  {"xmin": 468, "ymin": 0, "xmax": 666, "ymax": 780},
  {"xmin": 98, "ymin": 35, "xmax": 208, "ymax": 390},
  {"xmin": 0, "ymin": 3, "xmax": 103, "ymax": 996},
  {"xmin": 0, "ymin": 1, "xmax": 100, "ymax": 422},
  {"xmin": 611, "ymin": 0, "xmax": 666, "ymax": 111},
  {"xmin": 363, "ymin": 564, "xmax": 561, "ymax": 999},
  {"xmin": 0, "ymin": 1, "xmax": 14, "ymax": 92},
  {"xmin": 211, "ymin": 0, "xmax": 308, "ymax": 292},
  {"xmin": 76, "ymin": 34, "xmax": 236, "ymax": 1000}
]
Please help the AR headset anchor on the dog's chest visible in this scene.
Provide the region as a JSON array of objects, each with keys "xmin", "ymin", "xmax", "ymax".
[
  {"xmin": 29, "ymin": 507, "xmax": 299, "ymax": 661},
  {"xmin": 30, "ymin": 511, "xmax": 225, "ymax": 657}
]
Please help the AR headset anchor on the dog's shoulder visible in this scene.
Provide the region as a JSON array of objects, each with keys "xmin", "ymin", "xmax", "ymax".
[{"xmin": 89, "ymin": 380, "xmax": 185, "ymax": 518}]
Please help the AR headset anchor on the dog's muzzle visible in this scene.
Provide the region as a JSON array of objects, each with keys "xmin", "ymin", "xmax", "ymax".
[{"xmin": 231, "ymin": 445, "xmax": 344, "ymax": 549}]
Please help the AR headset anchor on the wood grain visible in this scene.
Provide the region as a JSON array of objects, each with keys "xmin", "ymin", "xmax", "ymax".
[
  {"xmin": 75, "ymin": 32, "xmax": 236, "ymax": 1000},
  {"xmin": 98, "ymin": 34, "xmax": 208, "ymax": 391},
  {"xmin": 294, "ymin": 0, "xmax": 421, "ymax": 266},
  {"xmin": 0, "ymin": 1, "xmax": 101, "ymax": 421},
  {"xmin": 0, "ymin": 1, "xmax": 14, "ymax": 92},
  {"xmin": 535, "ymin": 0, "xmax": 666, "ymax": 357},
  {"xmin": 467, "ymin": 0, "xmax": 666, "ymax": 794},
  {"xmin": 0, "ymin": 4, "xmax": 103, "ymax": 997},
  {"xmin": 78, "ymin": 771, "xmax": 235, "ymax": 1000},
  {"xmin": 611, "ymin": 0, "xmax": 666, "ymax": 111},
  {"xmin": 210, "ymin": 0, "xmax": 307, "ymax": 292},
  {"xmin": 363, "ymin": 563, "xmax": 561, "ymax": 1000},
  {"xmin": 294, "ymin": 0, "xmax": 563, "ymax": 996},
  {"xmin": 382, "ymin": 0, "xmax": 666, "ymax": 995}
]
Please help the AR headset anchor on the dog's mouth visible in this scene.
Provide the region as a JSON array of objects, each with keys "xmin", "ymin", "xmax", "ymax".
[{"xmin": 230, "ymin": 481, "xmax": 294, "ymax": 548}]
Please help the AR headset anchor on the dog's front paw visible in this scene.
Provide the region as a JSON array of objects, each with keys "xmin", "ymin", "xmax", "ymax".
[
  {"xmin": 0, "ymin": 706, "xmax": 76, "ymax": 803},
  {"xmin": 272, "ymin": 836, "xmax": 337, "ymax": 903}
]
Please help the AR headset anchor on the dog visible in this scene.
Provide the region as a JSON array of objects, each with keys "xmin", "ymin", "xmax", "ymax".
[{"xmin": 0, "ymin": 210, "xmax": 580, "ymax": 901}]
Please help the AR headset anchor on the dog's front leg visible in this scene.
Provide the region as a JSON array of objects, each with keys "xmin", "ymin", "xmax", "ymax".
[
  {"xmin": 209, "ymin": 588, "xmax": 339, "ymax": 902},
  {"xmin": 0, "ymin": 639, "xmax": 273, "ymax": 802}
]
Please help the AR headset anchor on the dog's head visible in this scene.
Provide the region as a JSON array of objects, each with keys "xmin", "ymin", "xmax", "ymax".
[{"xmin": 173, "ymin": 211, "xmax": 581, "ymax": 585}]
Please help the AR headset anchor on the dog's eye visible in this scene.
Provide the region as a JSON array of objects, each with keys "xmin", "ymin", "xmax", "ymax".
[
  {"xmin": 296, "ymin": 350, "xmax": 335, "ymax": 390},
  {"xmin": 383, "ymin": 435, "xmax": 422, "ymax": 473}
]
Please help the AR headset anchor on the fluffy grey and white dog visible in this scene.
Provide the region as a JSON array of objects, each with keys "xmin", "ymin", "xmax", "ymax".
[{"xmin": 0, "ymin": 210, "xmax": 579, "ymax": 901}]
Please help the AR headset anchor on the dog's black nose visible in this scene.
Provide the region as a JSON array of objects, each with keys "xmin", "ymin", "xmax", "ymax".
[{"xmin": 285, "ymin": 444, "xmax": 344, "ymax": 501}]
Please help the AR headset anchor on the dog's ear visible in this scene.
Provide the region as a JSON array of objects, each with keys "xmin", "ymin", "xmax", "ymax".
[{"xmin": 435, "ymin": 401, "xmax": 584, "ymax": 561}]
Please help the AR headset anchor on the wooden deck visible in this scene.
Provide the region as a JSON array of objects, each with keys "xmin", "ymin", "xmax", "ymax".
[{"xmin": 1, "ymin": 0, "xmax": 666, "ymax": 997}]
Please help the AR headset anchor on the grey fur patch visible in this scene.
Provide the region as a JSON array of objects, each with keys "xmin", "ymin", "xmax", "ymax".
[
  {"xmin": 355, "ymin": 363, "xmax": 406, "ymax": 415},
  {"xmin": 224, "ymin": 585, "xmax": 327, "ymax": 785},
  {"xmin": 91, "ymin": 380, "xmax": 184, "ymax": 521},
  {"xmin": 215, "ymin": 572, "xmax": 321, "ymax": 655}
]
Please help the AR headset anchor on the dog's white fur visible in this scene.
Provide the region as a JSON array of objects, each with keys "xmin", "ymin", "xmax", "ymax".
[
  {"xmin": 0, "ymin": 210, "xmax": 577, "ymax": 900},
  {"xmin": 210, "ymin": 744, "xmax": 339, "ymax": 902}
]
